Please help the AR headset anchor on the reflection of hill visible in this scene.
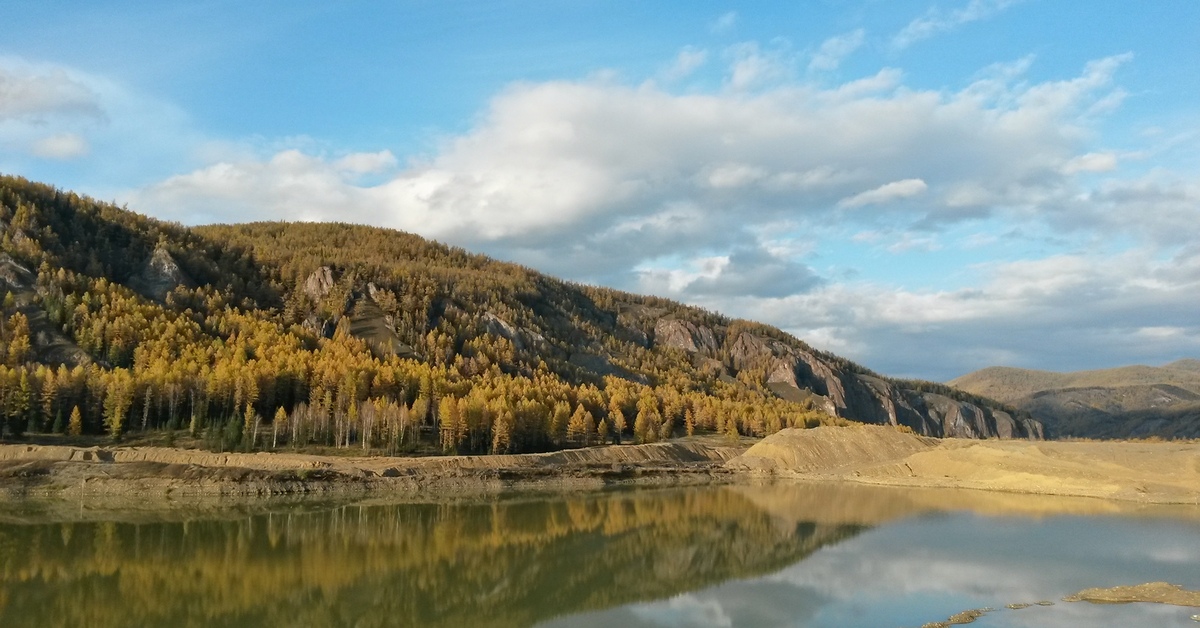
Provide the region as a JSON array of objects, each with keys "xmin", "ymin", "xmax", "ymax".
[{"xmin": 0, "ymin": 487, "xmax": 863, "ymax": 628}]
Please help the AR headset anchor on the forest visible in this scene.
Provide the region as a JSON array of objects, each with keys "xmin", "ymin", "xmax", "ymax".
[{"xmin": 0, "ymin": 175, "xmax": 845, "ymax": 455}]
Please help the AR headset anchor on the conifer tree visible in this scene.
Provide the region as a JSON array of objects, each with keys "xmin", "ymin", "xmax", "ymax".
[{"xmin": 68, "ymin": 405, "xmax": 83, "ymax": 436}]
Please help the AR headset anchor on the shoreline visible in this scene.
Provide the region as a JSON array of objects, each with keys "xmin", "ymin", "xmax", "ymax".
[
  {"xmin": 2, "ymin": 425, "xmax": 1199, "ymax": 505},
  {"xmin": 0, "ymin": 439, "xmax": 744, "ymax": 501}
]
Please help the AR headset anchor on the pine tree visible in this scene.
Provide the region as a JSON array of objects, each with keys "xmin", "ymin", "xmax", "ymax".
[
  {"xmin": 103, "ymin": 371, "xmax": 134, "ymax": 440},
  {"xmin": 68, "ymin": 405, "xmax": 83, "ymax": 436}
]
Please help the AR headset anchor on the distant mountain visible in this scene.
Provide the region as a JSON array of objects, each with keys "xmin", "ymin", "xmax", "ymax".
[
  {"xmin": 950, "ymin": 363, "xmax": 1200, "ymax": 439},
  {"xmin": 0, "ymin": 174, "xmax": 1038, "ymax": 449}
]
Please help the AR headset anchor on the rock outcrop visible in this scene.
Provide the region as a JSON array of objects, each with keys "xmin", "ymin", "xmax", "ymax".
[
  {"xmin": 658, "ymin": 326, "xmax": 1042, "ymax": 440},
  {"xmin": 0, "ymin": 254, "xmax": 34, "ymax": 291},
  {"xmin": 304, "ymin": 266, "xmax": 336, "ymax": 301},
  {"xmin": 481, "ymin": 312, "xmax": 550, "ymax": 354},
  {"xmin": 128, "ymin": 246, "xmax": 196, "ymax": 302},
  {"xmin": 653, "ymin": 319, "xmax": 719, "ymax": 355}
]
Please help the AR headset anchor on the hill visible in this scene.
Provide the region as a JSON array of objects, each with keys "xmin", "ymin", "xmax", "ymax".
[
  {"xmin": 0, "ymin": 174, "xmax": 1038, "ymax": 453},
  {"xmin": 950, "ymin": 363, "xmax": 1200, "ymax": 439}
]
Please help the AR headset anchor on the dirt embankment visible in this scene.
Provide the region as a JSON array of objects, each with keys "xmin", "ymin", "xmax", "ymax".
[
  {"xmin": 3, "ymin": 426, "xmax": 1199, "ymax": 503},
  {"xmin": 730, "ymin": 425, "xmax": 1200, "ymax": 504},
  {"xmin": 0, "ymin": 440, "xmax": 744, "ymax": 499}
]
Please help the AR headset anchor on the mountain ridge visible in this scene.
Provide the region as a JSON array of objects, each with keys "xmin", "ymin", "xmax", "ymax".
[
  {"xmin": 0, "ymin": 174, "xmax": 1039, "ymax": 448},
  {"xmin": 951, "ymin": 362, "xmax": 1200, "ymax": 439}
]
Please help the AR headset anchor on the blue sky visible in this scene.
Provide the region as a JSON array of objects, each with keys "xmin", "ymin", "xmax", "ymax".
[{"xmin": 2, "ymin": 0, "xmax": 1198, "ymax": 380}]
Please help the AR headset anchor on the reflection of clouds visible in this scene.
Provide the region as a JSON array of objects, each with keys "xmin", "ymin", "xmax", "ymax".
[
  {"xmin": 772, "ymin": 546, "xmax": 1044, "ymax": 600},
  {"xmin": 629, "ymin": 594, "xmax": 732, "ymax": 628},
  {"xmin": 542, "ymin": 512, "xmax": 1200, "ymax": 628},
  {"xmin": 768, "ymin": 515, "xmax": 1200, "ymax": 627}
]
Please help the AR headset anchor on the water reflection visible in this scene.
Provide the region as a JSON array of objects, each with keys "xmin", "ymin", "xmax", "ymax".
[
  {"xmin": 0, "ymin": 485, "xmax": 862, "ymax": 628},
  {"xmin": 1, "ymin": 483, "xmax": 1198, "ymax": 628}
]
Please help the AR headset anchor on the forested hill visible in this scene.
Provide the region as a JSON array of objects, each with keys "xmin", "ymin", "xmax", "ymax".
[{"xmin": 0, "ymin": 174, "xmax": 1040, "ymax": 452}]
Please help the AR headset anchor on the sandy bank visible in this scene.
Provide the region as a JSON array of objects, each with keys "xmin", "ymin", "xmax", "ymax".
[
  {"xmin": 0, "ymin": 440, "xmax": 743, "ymax": 499},
  {"xmin": 3, "ymin": 425, "xmax": 1199, "ymax": 503},
  {"xmin": 730, "ymin": 425, "xmax": 1200, "ymax": 504}
]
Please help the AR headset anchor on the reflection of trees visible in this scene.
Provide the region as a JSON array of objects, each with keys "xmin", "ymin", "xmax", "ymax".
[{"xmin": 0, "ymin": 487, "xmax": 864, "ymax": 628}]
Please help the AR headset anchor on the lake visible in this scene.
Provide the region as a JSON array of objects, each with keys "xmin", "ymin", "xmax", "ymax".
[{"xmin": 1, "ymin": 483, "xmax": 1198, "ymax": 627}]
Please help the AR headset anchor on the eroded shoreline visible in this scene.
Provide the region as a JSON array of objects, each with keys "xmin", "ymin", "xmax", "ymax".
[{"xmin": 1, "ymin": 425, "xmax": 1198, "ymax": 505}]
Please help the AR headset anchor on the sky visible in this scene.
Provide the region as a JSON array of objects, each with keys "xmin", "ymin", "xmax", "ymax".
[{"xmin": 1, "ymin": 0, "xmax": 1197, "ymax": 381}]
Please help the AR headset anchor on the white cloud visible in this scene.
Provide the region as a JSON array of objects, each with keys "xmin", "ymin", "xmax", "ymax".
[
  {"xmin": 333, "ymin": 150, "xmax": 398, "ymax": 174},
  {"xmin": 663, "ymin": 47, "xmax": 708, "ymax": 81},
  {"xmin": 0, "ymin": 61, "xmax": 103, "ymax": 122},
  {"xmin": 838, "ymin": 179, "xmax": 928, "ymax": 208},
  {"xmin": 30, "ymin": 132, "xmax": 89, "ymax": 159},
  {"xmin": 725, "ymin": 42, "xmax": 793, "ymax": 90},
  {"xmin": 893, "ymin": 0, "xmax": 1027, "ymax": 50},
  {"xmin": 0, "ymin": 56, "xmax": 202, "ymax": 187},
  {"xmin": 636, "ymin": 245, "xmax": 822, "ymax": 299},
  {"xmin": 128, "ymin": 53, "xmax": 1139, "ymax": 279},
  {"xmin": 711, "ymin": 11, "xmax": 738, "ymax": 34},
  {"xmin": 809, "ymin": 29, "xmax": 866, "ymax": 72},
  {"xmin": 119, "ymin": 48, "xmax": 1195, "ymax": 379},
  {"xmin": 131, "ymin": 149, "xmax": 387, "ymax": 225},
  {"xmin": 1062, "ymin": 151, "xmax": 1117, "ymax": 174},
  {"xmin": 733, "ymin": 248, "xmax": 1200, "ymax": 379}
]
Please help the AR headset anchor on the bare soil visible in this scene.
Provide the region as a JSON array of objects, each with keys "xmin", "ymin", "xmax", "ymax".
[
  {"xmin": 2, "ymin": 425, "xmax": 1198, "ymax": 504},
  {"xmin": 0, "ymin": 438, "xmax": 744, "ymax": 499},
  {"xmin": 729, "ymin": 425, "xmax": 1200, "ymax": 504}
]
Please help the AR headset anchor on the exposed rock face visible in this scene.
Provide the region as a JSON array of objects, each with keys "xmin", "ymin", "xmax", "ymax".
[
  {"xmin": 0, "ymin": 254, "xmax": 34, "ymax": 291},
  {"xmin": 127, "ymin": 246, "xmax": 196, "ymax": 302},
  {"xmin": 723, "ymin": 331, "xmax": 1042, "ymax": 440},
  {"xmin": 653, "ymin": 319, "xmax": 719, "ymax": 355},
  {"xmin": 304, "ymin": 266, "xmax": 336, "ymax": 301},
  {"xmin": 482, "ymin": 312, "xmax": 549, "ymax": 354},
  {"xmin": 348, "ymin": 297, "xmax": 418, "ymax": 359}
]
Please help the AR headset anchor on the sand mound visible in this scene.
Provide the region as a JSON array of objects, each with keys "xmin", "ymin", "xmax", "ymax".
[
  {"xmin": 727, "ymin": 425, "xmax": 937, "ymax": 474},
  {"xmin": 725, "ymin": 425, "xmax": 1200, "ymax": 504}
]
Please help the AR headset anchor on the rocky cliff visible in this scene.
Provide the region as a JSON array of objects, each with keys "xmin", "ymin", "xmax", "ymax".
[{"xmin": 654, "ymin": 318, "xmax": 1042, "ymax": 439}]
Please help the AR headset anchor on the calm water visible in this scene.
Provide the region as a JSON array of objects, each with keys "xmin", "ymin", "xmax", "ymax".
[{"xmin": 1, "ymin": 483, "xmax": 1198, "ymax": 628}]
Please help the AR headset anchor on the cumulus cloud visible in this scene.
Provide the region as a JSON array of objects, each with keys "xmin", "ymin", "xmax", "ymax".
[
  {"xmin": 732, "ymin": 248, "xmax": 1200, "ymax": 379},
  {"xmin": 30, "ymin": 132, "xmax": 89, "ymax": 159},
  {"xmin": 122, "ymin": 47, "xmax": 1191, "ymax": 379},
  {"xmin": 135, "ymin": 54, "xmax": 1128, "ymax": 241},
  {"xmin": 0, "ymin": 62, "xmax": 103, "ymax": 122},
  {"xmin": 838, "ymin": 179, "xmax": 928, "ymax": 208},
  {"xmin": 809, "ymin": 29, "xmax": 866, "ymax": 72},
  {"xmin": 637, "ymin": 245, "xmax": 823, "ymax": 299},
  {"xmin": 893, "ymin": 0, "xmax": 1027, "ymax": 50}
]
